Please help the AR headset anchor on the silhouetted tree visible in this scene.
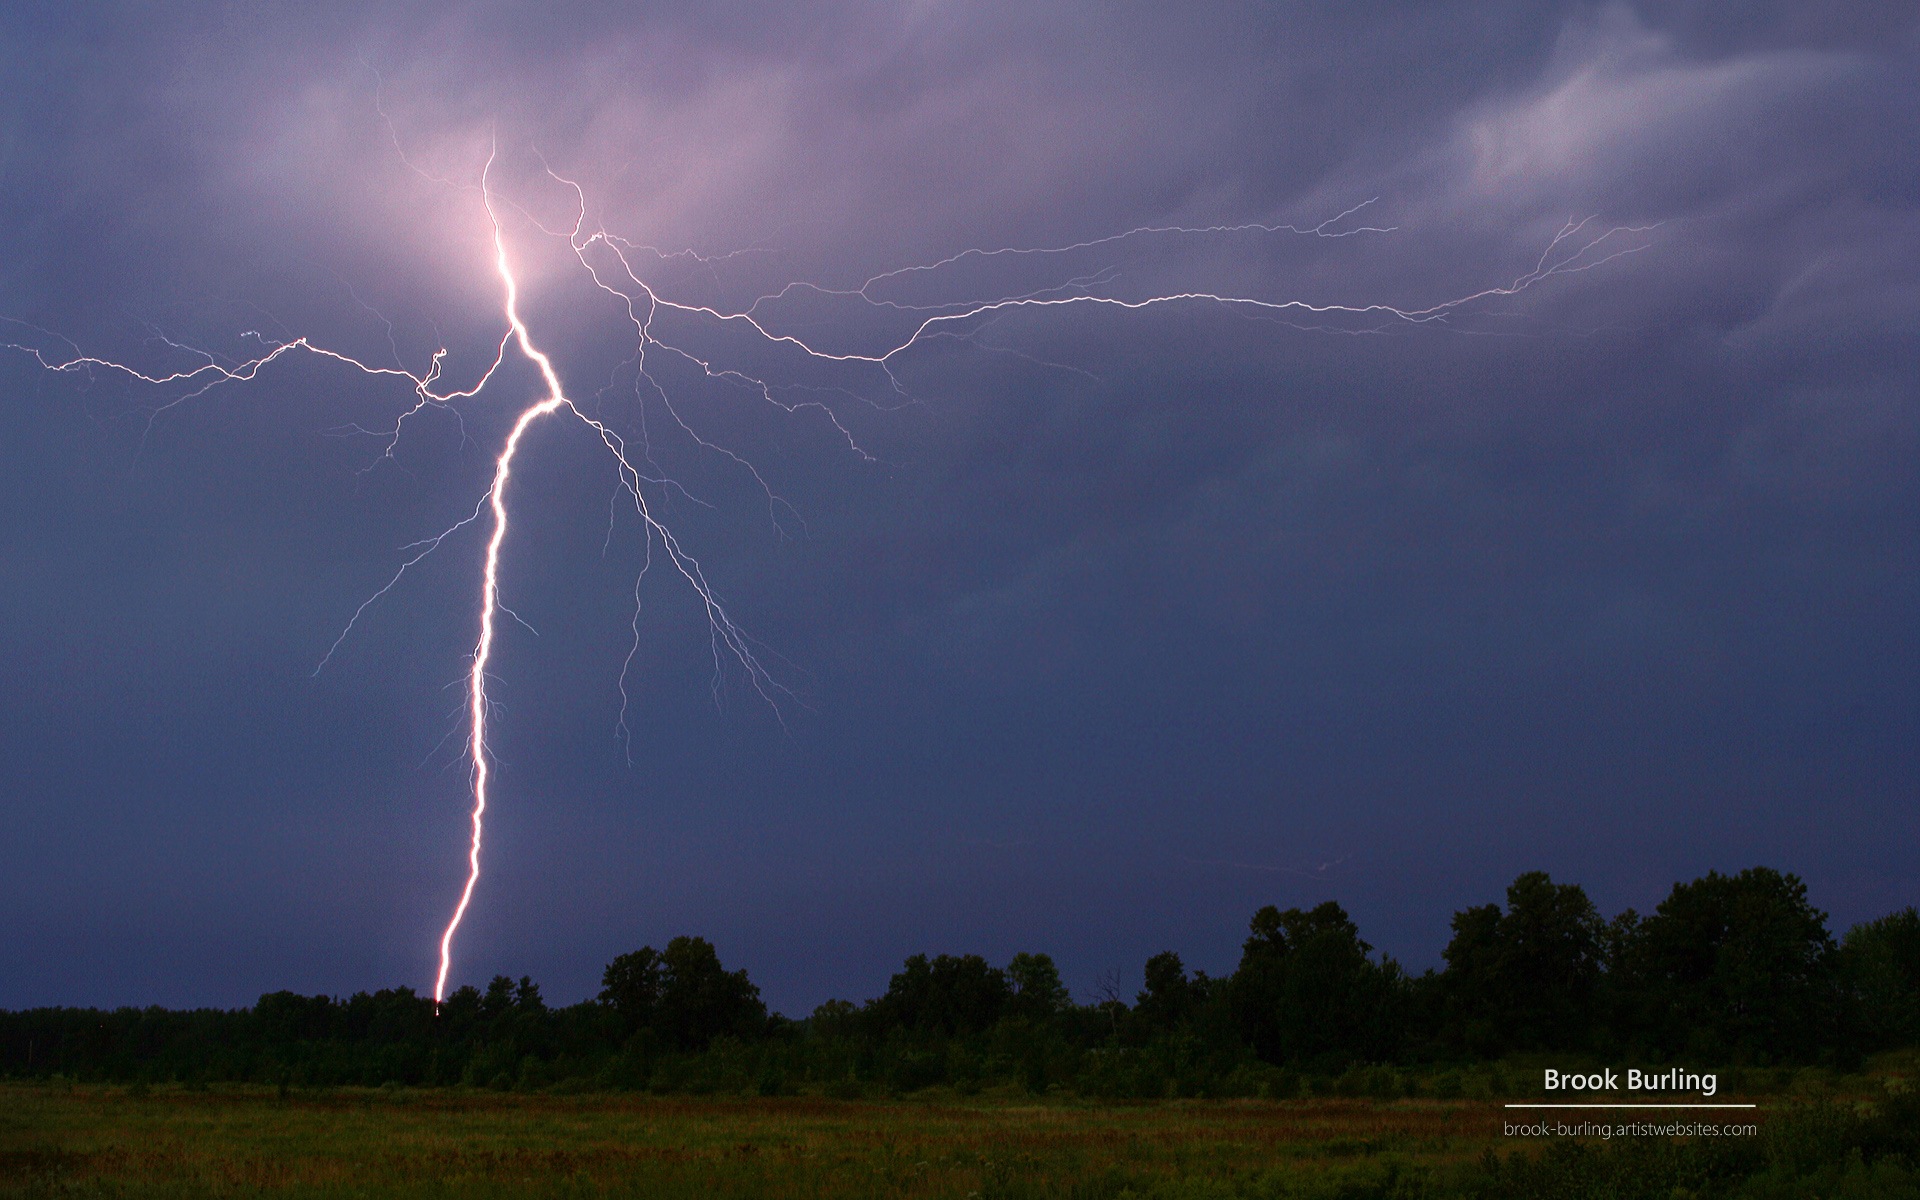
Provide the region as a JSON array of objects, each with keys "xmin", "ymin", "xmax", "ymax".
[
  {"xmin": 1610, "ymin": 867, "xmax": 1839, "ymax": 1061},
  {"xmin": 1228, "ymin": 901, "xmax": 1402, "ymax": 1067},
  {"xmin": 513, "ymin": 977, "xmax": 544, "ymax": 1013},
  {"xmin": 598, "ymin": 938, "xmax": 764, "ymax": 1050},
  {"xmin": 481, "ymin": 976, "xmax": 517, "ymax": 1022},
  {"xmin": 872, "ymin": 954, "xmax": 1009, "ymax": 1037},
  {"xmin": 1132, "ymin": 951, "xmax": 1203, "ymax": 1036},
  {"xmin": 807, "ymin": 998, "xmax": 861, "ymax": 1039},
  {"xmin": 1842, "ymin": 907, "xmax": 1920, "ymax": 1050},
  {"xmin": 655, "ymin": 936, "xmax": 766, "ymax": 1050},
  {"xmin": 1441, "ymin": 872, "xmax": 1604, "ymax": 1053},
  {"xmin": 599, "ymin": 947, "xmax": 664, "ymax": 1034},
  {"xmin": 6, "ymin": 864, "xmax": 1908, "ymax": 1090},
  {"xmin": 254, "ymin": 991, "xmax": 335, "ymax": 1044},
  {"xmin": 1005, "ymin": 952, "xmax": 1071, "ymax": 1022}
]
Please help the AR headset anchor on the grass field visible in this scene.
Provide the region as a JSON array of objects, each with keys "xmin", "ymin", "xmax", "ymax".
[{"xmin": 1, "ymin": 1084, "xmax": 1519, "ymax": 1199}]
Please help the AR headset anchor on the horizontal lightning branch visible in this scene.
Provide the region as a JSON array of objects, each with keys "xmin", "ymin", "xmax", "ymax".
[{"xmin": 2, "ymin": 136, "xmax": 1656, "ymax": 1002}]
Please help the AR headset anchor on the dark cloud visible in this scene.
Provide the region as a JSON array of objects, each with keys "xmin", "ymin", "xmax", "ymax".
[{"xmin": 1, "ymin": 2, "xmax": 1914, "ymax": 1012}]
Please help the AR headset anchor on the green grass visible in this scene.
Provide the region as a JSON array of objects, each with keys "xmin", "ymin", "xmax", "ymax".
[
  {"xmin": 12, "ymin": 1069, "xmax": 1914, "ymax": 1200},
  {"xmin": 0, "ymin": 1084, "xmax": 1503, "ymax": 1199}
]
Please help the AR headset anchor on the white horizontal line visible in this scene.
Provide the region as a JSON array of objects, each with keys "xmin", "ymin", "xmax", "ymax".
[{"xmin": 1504, "ymin": 1103, "xmax": 1757, "ymax": 1109}]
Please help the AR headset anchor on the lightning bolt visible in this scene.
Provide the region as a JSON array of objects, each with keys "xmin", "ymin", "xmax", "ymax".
[
  {"xmin": 2, "ymin": 123, "xmax": 1657, "ymax": 1003},
  {"xmin": 438, "ymin": 149, "xmax": 567, "ymax": 1006},
  {"xmin": 437, "ymin": 146, "xmax": 800, "ymax": 1003}
]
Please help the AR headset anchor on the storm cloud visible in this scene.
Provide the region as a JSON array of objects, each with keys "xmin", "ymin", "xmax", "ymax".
[{"xmin": 1, "ymin": 2, "xmax": 1914, "ymax": 1012}]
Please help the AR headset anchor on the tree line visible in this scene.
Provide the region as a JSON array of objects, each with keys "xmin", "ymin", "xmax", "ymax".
[{"xmin": 3, "ymin": 866, "xmax": 1915, "ymax": 1095}]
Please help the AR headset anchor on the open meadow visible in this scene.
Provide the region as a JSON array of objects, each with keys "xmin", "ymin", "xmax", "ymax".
[
  {"xmin": 0, "ymin": 1084, "xmax": 1534, "ymax": 1199},
  {"xmin": 19, "ymin": 1078, "xmax": 1918, "ymax": 1200}
]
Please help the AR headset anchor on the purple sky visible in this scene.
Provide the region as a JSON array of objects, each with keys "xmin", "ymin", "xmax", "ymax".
[{"xmin": 2, "ymin": 2, "xmax": 1915, "ymax": 1014}]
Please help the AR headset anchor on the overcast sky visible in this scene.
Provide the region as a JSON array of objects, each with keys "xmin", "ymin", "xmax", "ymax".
[{"xmin": 2, "ymin": 2, "xmax": 1914, "ymax": 1014}]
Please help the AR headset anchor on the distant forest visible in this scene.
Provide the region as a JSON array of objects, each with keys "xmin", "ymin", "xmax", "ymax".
[{"xmin": 6, "ymin": 867, "xmax": 1917, "ymax": 1096}]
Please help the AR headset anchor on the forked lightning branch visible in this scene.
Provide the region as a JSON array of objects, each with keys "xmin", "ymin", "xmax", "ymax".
[{"xmin": 3, "ymin": 134, "xmax": 1655, "ymax": 1004}]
